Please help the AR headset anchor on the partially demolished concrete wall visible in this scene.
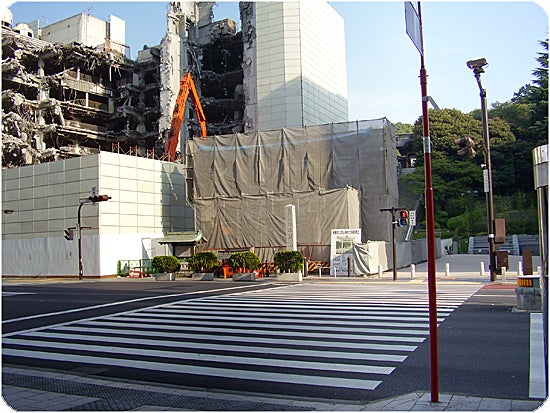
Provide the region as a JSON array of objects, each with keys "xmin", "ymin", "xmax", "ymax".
[
  {"xmin": 2, "ymin": 3, "xmax": 245, "ymax": 167},
  {"xmin": 187, "ymin": 119, "xmax": 398, "ymax": 262},
  {"xmin": 1, "ymin": 25, "xmax": 160, "ymax": 166}
]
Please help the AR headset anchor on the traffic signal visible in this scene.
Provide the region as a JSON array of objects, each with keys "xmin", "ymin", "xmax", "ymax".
[
  {"xmin": 88, "ymin": 195, "xmax": 111, "ymax": 203},
  {"xmin": 454, "ymin": 136, "xmax": 476, "ymax": 158},
  {"xmin": 64, "ymin": 228, "xmax": 73, "ymax": 241},
  {"xmin": 398, "ymin": 209, "xmax": 409, "ymax": 227}
]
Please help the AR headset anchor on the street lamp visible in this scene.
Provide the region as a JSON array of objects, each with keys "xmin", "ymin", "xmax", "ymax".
[
  {"xmin": 77, "ymin": 194, "xmax": 111, "ymax": 280},
  {"xmin": 467, "ymin": 58, "xmax": 497, "ymax": 282}
]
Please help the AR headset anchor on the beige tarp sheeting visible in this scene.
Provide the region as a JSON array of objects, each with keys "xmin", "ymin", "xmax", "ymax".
[{"xmin": 187, "ymin": 119, "xmax": 398, "ymax": 261}]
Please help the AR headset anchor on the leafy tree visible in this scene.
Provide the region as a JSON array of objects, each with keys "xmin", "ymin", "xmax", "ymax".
[
  {"xmin": 395, "ymin": 122, "xmax": 414, "ymax": 134},
  {"xmin": 511, "ymin": 39, "xmax": 548, "ymax": 143}
]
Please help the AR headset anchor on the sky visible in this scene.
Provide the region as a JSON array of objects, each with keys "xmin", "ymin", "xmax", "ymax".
[{"xmin": 6, "ymin": 1, "xmax": 549, "ymax": 125}]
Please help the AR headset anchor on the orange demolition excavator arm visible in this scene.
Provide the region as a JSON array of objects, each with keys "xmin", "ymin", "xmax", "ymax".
[{"xmin": 164, "ymin": 72, "xmax": 207, "ymax": 162}]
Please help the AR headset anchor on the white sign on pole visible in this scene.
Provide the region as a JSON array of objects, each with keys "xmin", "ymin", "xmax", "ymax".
[
  {"xmin": 483, "ymin": 169, "xmax": 489, "ymax": 192},
  {"xmin": 409, "ymin": 210, "xmax": 417, "ymax": 226},
  {"xmin": 285, "ymin": 204, "xmax": 297, "ymax": 251},
  {"xmin": 405, "ymin": 2, "xmax": 423, "ymax": 56},
  {"xmin": 330, "ymin": 228, "xmax": 361, "ymax": 276}
]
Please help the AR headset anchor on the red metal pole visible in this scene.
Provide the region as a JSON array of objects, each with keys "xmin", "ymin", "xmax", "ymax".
[{"xmin": 417, "ymin": 2, "xmax": 439, "ymax": 403}]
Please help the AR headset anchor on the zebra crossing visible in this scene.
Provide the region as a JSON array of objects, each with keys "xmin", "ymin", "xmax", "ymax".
[{"xmin": 2, "ymin": 283, "xmax": 482, "ymax": 398}]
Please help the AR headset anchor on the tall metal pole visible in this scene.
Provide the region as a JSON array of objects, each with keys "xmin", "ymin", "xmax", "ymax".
[
  {"xmin": 473, "ymin": 68, "xmax": 497, "ymax": 282},
  {"xmin": 78, "ymin": 202, "xmax": 85, "ymax": 280},
  {"xmin": 392, "ymin": 209, "xmax": 397, "ymax": 281},
  {"xmin": 417, "ymin": 2, "xmax": 439, "ymax": 403}
]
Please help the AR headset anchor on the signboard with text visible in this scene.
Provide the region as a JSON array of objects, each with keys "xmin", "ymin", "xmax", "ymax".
[{"xmin": 330, "ymin": 228, "xmax": 361, "ymax": 276}]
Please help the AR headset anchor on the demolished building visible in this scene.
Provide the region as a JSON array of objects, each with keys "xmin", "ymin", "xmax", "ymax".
[
  {"xmin": 2, "ymin": 2, "xmax": 397, "ymax": 277},
  {"xmin": 1, "ymin": 3, "xmax": 246, "ymax": 167}
]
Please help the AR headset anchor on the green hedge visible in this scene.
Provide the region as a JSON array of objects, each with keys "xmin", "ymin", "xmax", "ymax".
[
  {"xmin": 188, "ymin": 252, "xmax": 219, "ymax": 273},
  {"xmin": 228, "ymin": 251, "xmax": 261, "ymax": 271},
  {"xmin": 152, "ymin": 255, "xmax": 180, "ymax": 273},
  {"xmin": 273, "ymin": 250, "xmax": 304, "ymax": 273}
]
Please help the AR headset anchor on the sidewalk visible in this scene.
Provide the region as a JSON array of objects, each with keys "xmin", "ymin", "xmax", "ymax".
[
  {"xmin": 303, "ymin": 254, "xmax": 543, "ymax": 284},
  {"xmin": 2, "ymin": 365, "xmax": 545, "ymax": 411}
]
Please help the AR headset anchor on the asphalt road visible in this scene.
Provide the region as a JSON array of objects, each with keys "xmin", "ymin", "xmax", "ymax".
[
  {"xmin": 1, "ymin": 279, "xmax": 275, "ymax": 333},
  {"xmin": 2, "ymin": 280, "xmax": 532, "ymax": 402},
  {"xmin": 369, "ymin": 285, "xmax": 531, "ymax": 401}
]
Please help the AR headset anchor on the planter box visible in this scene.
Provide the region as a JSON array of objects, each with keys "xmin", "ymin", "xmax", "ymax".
[
  {"xmin": 277, "ymin": 272, "xmax": 302, "ymax": 282},
  {"xmin": 192, "ymin": 272, "xmax": 214, "ymax": 281},
  {"xmin": 233, "ymin": 273, "xmax": 256, "ymax": 282},
  {"xmin": 155, "ymin": 273, "xmax": 175, "ymax": 281}
]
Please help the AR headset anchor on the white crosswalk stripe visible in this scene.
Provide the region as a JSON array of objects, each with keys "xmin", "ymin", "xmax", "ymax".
[{"xmin": 2, "ymin": 283, "xmax": 481, "ymax": 394}]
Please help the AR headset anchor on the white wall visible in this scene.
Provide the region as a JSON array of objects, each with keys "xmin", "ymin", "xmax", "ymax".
[
  {"xmin": 1, "ymin": 152, "xmax": 194, "ymax": 277},
  {"xmin": 253, "ymin": 1, "xmax": 348, "ymax": 131},
  {"xmin": 299, "ymin": 1, "xmax": 348, "ymax": 125}
]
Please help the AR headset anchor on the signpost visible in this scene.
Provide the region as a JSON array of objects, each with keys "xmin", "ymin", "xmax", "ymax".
[{"xmin": 405, "ymin": 1, "xmax": 439, "ymax": 402}]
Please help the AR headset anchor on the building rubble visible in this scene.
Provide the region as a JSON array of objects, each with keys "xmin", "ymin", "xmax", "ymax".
[{"xmin": 2, "ymin": 2, "xmax": 245, "ymax": 168}]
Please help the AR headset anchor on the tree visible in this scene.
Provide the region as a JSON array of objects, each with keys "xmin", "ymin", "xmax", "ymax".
[
  {"xmin": 511, "ymin": 39, "xmax": 548, "ymax": 143},
  {"xmin": 395, "ymin": 122, "xmax": 414, "ymax": 134}
]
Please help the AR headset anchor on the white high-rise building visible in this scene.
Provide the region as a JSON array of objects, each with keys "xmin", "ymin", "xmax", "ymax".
[{"xmin": 242, "ymin": 1, "xmax": 349, "ymax": 131}]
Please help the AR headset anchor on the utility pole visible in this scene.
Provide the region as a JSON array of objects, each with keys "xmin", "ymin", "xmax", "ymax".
[
  {"xmin": 467, "ymin": 58, "xmax": 497, "ymax": 282},
  {"xmin": 405, "ymin": 1, "xmax": 439, "ymax": 402}
]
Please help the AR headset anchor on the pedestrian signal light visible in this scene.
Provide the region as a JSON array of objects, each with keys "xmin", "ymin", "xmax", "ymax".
[
  {"xmin": 398, "ymin": 209, "xmax": 409, "ymax": 227},
  {"xmin": 88, "ymin": 195, "xmax": 111, "ymax": 203},
  {"xmin": 64, "ymin": 228, "xmax": 73, "ymax": 241}
]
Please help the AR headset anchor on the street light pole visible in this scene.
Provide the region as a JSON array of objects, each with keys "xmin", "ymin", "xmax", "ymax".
[
  {"xmin": 467, "ymin": 58, "xmax": 497, "ymax": 282},
  {"xmin": 77, "ymin": 194, "xmax": 111, "ymax": 280}
]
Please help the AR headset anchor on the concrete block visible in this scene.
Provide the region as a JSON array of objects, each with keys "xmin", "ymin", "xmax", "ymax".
[
  {"xmin": 155, "ymin": 273, "xmax": 175, "ymax": 281},
  {"xmin": 515, "ymin": 287, "xmax": 542, "ymax": 311},
  {"xmin": 192, "ymin": 273, "xmax": 214, "ymax": 281},
  {"xmin": 233, "ymin": 273, "xmax": 256, "ymax": 282},
  {"xmin": 277, "ymin": 272, "xmax": 302, "ymax": 282}
]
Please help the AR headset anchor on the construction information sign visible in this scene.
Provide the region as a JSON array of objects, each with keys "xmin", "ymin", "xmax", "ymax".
[{"xmin": 330, "ymin": 228, "xmax": 361, "ymax": 276}]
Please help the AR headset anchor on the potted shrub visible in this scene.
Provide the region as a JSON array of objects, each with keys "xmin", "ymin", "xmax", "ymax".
[
  {"xmin": 229, "ymin": 251, "xmax": 261, "ymax": 281},
  {"xmin": 188, "ymin": 252, "xmax": 219, "ymax": 280},
  {"xmin": 152, "ymin": 255, "xmax": 180, "ymax": 281},
  {"xmin": 274, "ymin": 250, "xmax": 304, "ymax": 282},
  {"xmin": 229, "ymin": 251, "xmax": 261, "ymax": 272}
]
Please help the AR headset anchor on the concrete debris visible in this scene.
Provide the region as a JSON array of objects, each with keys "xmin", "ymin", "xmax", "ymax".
[{"xmin": 2, "ymin": 2, "xmax": 247, "ymax": 168}]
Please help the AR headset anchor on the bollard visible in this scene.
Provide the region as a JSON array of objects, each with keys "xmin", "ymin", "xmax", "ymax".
[
  {"xmin": 445, "ymin": 263, "xmax": 450, "ymax": 277},
  {"xmin": 480, "ymin": 262, "xmax": 485, "ymax": 277},
  {"xmin": 411, "ymin": 264, "xmax": 416, "ymax": 278},
  {"xmin": 517, "ymin": 261, "xmax": 523, "ymax": 276},
  {"xmin": 378, "ymin": 265, "xmax": 382, "ymax": 278},
  {"xmin": 537, "ymin": 266, "xmax": 541, "ymax": 275},
  {"xmin": 502, "ymin": 268, "xmax": 507, "ymax": 284}
]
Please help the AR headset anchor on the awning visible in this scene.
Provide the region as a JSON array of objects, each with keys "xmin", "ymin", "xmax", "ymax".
[{"xmin": 157, "ymin": 231, "xmax": 207, "ymax": 245}]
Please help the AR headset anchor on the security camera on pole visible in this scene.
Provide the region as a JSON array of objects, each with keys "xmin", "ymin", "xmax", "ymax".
[{"xmin": 466, "ymin": 57, "xmax": 497, "ymax": 282}]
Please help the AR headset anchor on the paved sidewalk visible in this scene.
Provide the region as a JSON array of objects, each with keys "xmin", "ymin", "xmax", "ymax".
[
  {"xmin": 2, "ymin": 365, "xmax": 546, "ymax": 411},
  {"xmin": 303, "ymin": 253, "xmax": 543, "ymax": 284}
]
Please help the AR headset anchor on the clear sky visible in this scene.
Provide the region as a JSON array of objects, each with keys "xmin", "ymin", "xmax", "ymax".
[{"xmin": 6, "ymin": 1, "xmax": 549, "ymax": 125}]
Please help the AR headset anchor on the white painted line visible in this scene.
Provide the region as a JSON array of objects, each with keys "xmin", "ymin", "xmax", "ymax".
[
  {"xmin": 2, "ymin": 348, "xmax": 383, "ymax": 390},
  {"xmin": 50, "ymin": 325, "xmax": 419, "ymax": 352},
  {"xmin": 1, "ymin": 284, "xmax": 275, "ymax": 324},
  {"xmin": 3, "ymin": 338, "xmax": 395, "ymax": 375},
  {"xmin": 529, "ymin": 312, "xmax": 547, "ymax": 399},
  {"xmin": 93, "ymin": 317, "xmax": 425, "ymax": 343},
  {"xmin": 114, "ymin": 315, "xmax": 430, "ymax": 336},
  {"xmin": 134, "ymin": 308, "xmax": 445, "ymax": 323},
  {"xmin": 24, "ymin": 331, "xmax": 409, "ymax": 362}
]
